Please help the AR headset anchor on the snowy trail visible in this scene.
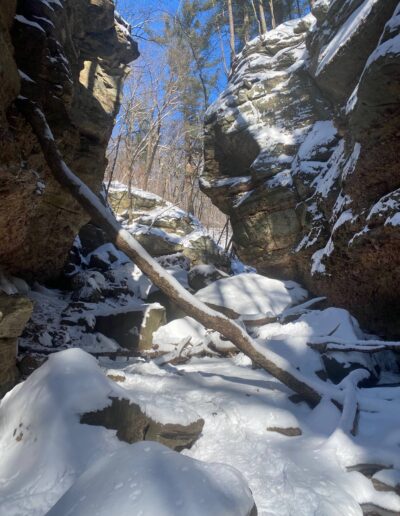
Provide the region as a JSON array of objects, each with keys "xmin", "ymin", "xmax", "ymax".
[{"xmin": 110, "ymin": 356, "xmax": 400, "ymax": 515}]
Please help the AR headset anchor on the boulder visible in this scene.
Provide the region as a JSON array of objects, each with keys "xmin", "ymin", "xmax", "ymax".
[
  {"xmin": 0, "ymin": 294, "xmax": 33, "ymax": 396},
  {"xmin": 81, "ymin": 397, "xmax": 204, "ymax": 451},
  {"xmin": 0, "ymin": 294, "xmax": 33, "ymax": 338},
  {"xmin": 94, "ymin": 303, "xmax": 166, "ymax": 351},
  {"xmin": 78, "ymin": 223, "xmax": 108, "ymax": 256},
  {"xmin": 47, "ymin": 441, "xmax": 257, "ymax": 516},
  {"xmin": 195, "ymin": 273, "xmax": 307, "ymax": 318},
  {"xmin": 108, "ymin": 182, "xmax": 232, "ymax": 270},
  {"xmin": 188, "ymin": 264, "xmax": 229, "ymax": 292}
]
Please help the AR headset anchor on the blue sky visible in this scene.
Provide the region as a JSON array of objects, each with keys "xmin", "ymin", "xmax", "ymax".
[{"xmin": 116, "ymin": 0, "xmax": 229, "ymax": 104}]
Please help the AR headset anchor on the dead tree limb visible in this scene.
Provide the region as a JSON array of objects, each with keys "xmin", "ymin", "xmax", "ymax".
[
  {"xmin": 18, "ymin": 97, "xmax": 323, "ymax": 406},
  {"xmin": 308, "ymin": 339, "xmax": 400, "ymax": 354},
  {"xmin": 335, "ymin": 369, "xmax": 370, "ymax": 436}
]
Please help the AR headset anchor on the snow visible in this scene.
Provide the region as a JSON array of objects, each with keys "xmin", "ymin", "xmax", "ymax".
[
  {"xmin": 195, "ymin": 273, "xmax": 308, "ymax": 316},
  {"xmin": 367, "ymin": 189, "xmax": 400, "ymax": 223},
  {"xmin": 346, "ymin": 84, "xmax": 359, "ymax": 114},
  {"xmin": 0, "ymin": 349, "xmax": 206, "ymax": 515},
  {"xmin": 386, "ymin": 212, "xmax": 400, "ymax": 226},
  {"xmin": 0, "ymin": 271, "xmax": 29, "ymax": 295},
  {"xmin": 342, "ymin": 143, "xmax": 361, "ymax": 180},
  {"xmin": 311, "ymin": 139, "xmax": 345, "ymax": 198},
  {"xmin": 6, "ymin": 94, "xmax": 400, "ymax": 516},
  {"xmin": 18, "ymin": 70, "xmax": 35, "ymax": 83},
  {"xmin": 153, "ymin": 316, "xmax": 209, "ymax": 350},
  {"xmin": 296, "ymin": 121, "xmax": 337, "ymax": 161},
  {"xmin": 1, "ymin": 302, "xmax": 400, "ymax": 516},
  {"xmin": 14, "ymin": 15, "xmax": 45, "ymax": 32},
  {"xmin": 373, "ymin": 468, "xmax": 400, "ymax": 489},
  {"xmin": 315, "ymin": 0, "xmax": 380, "ymax": 76},
  {"xmin": 252, "ymin": 307, "xmax": 366, "ymax": 381},
  {"xmin": 365, "ymin": 31, "xmax": 400, "ymax": 68},
  {"xmin": 108, "ymin": 181, "xmax": 163, "ymax": 202},
  {"xmin": 47, "ymin": 442, "xmax": 255, "ymax": 516},
  {"xmin": 265, "ymin": 169, "xmax": 293, "ymax": 189}
]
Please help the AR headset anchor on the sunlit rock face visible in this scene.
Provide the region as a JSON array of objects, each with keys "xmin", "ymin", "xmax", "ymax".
[
  {"xmin": 201, "ymin": 0, "xmax": 400, "ymax": 337},
  {"xmin": 0, "ymin": 0, "xmax": 138, "ymax": 280}
]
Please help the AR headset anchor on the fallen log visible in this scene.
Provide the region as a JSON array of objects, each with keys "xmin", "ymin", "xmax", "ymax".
[{"xmin": 18, "ymin": 97, "xmax": 325, "ymax": 406}]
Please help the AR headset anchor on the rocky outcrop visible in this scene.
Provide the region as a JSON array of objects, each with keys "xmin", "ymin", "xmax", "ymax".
[
  {"xmin": 0, "ymin": 294, "xmax": 32, "ymax": 396},
  {"xmin": 81, "ymin": 397, "xmax": 204, "ymax": 451},
  {"xmin": 108, "ymin": 182, "xmax": 231, "ymax": 270},
  {"xmin": 202, "ymin": 1, "xmax": 400, "ymax": 337},
  {"xmin": 0, "ymin": 0, "xmax": 138, "ymax": 280}
]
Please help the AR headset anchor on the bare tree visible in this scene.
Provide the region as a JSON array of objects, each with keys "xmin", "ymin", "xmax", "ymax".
[
  {"xmin": 257, "ymin": 0, "xmax": 268, "ymax": 34},
  {"xmin": 269, "ymin": 0, "xmax": 277, "ymax": 29},
  {"xmin": 19, "ymin": 96, "xmax": 324, "ymax": 407},
  {"xmin": 227, "ymin": 0, "xmax": 236, "ymax": 64}
]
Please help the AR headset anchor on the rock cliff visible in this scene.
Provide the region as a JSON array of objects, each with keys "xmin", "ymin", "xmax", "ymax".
[
  {"xmin": 0, "ymin": 0, "xmax": 137, "ymax": 395},
  {"xmin": 0, "ymin": 0, "xmax": 138, "ymax": 280},
  {"xmin": 202, "ymin": 0, "xmax": 400, "ymax": 337}
]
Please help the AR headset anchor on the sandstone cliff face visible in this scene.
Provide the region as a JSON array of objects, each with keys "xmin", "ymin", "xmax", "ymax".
[
  {"xmin": 0, "ymin": 0, "xmax": 138, "ymax": 280},
  {"xmin": 202, "ymin": 0, "xmax": 400, "ymax": 337}
]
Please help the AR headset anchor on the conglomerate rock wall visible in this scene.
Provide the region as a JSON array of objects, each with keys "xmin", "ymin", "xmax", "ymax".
[
  {"xmin": 0, "ymin": 0, "xmax": 138, "ymax": 280},
  {"xmin": 201, "ymin": 0, "xmax": 400, "ymax": 337}
]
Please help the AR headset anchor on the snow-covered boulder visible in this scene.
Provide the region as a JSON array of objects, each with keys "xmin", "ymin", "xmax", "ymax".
[
  {"xmin": 195, "ymin": 273, "xmax": 308, "ymax": 317},
  {"xmin": 188, "ymin": 264, "xmax": 229, "ymax": 291},
  {"xmin": 47, "ymin": 441, "xmax": 257, "ymax": 516},
  {"xmin": 252, "ymin": 306, "xmax": 394, "ymax": 384},
  {"xmin": 0, "ymin": 349, "xmax": 205, "ymax": 515},
  {"xmin": 108, "ymin": 182, "xmax": 231, "ymax": 270}
]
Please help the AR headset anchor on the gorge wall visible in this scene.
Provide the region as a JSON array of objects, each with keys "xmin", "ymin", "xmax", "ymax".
[
  {"xmin": 0, "ymin": 0, "xmax": 138, "ymax": 280},
  {"xmin": 0, "ymin": 0, "xmax": 137, "ymax": 394},
  {"xmin": 201, "ymin": 0, "xmax": 400, "ymax": 337}
]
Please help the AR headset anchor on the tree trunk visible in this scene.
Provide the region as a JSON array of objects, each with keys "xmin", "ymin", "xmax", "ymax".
[
  {"xmin": 18, "ymin": 97, "xmax": 325, "ymax": 407},
  {"xmin": 257, "ymin": 0, "xmax": 268, "ymax": 34},
  {"xmin": 243, "ymin": 6, "xmax": 251, "ymax": 43},
  {"xmin": 269, "ymin": 0, "xmax": 277, "ymax": 29},
  {"xmin": 227, "ymin": 0, "xmax": 236, "ymax": 65}
]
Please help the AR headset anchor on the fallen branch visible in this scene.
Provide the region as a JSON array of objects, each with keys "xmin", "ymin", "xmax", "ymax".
[
  {"xmin": 336, "ymin": 369, "xmax": 370, "ymax": 436},
  {"xmin": 308, "ymin": 339, "xmax": 400, "ymax": 354},
  {"xmin": 241, "ymin": 297, "xmax": 327, "ymax": 328},
  {"xmin": 18, "ymin": 97, "xmax": 324, "ymax": 406},
  {"xmin": 153, "ymin": 337, "xmax": 192, "ymax": 366}
]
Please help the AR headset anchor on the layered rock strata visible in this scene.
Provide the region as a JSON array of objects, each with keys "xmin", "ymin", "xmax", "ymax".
[
  {"xmin": 201, "ymin": 0, "xmax": 400, "ymax": 337},
  {"xmin": 0, "ymin": 0, "xmax": 138, "ymax": 280}
]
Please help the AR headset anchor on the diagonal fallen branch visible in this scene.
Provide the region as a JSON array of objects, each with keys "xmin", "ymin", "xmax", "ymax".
[{"xmin": 18, "ymin": 97, "xmax": 325, "ymax": 406}]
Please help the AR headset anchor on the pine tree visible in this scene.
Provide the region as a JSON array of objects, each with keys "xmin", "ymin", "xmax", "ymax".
[{"xmin": 154, "ymin": 0, "xmax": 219, "ymax": 212}]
